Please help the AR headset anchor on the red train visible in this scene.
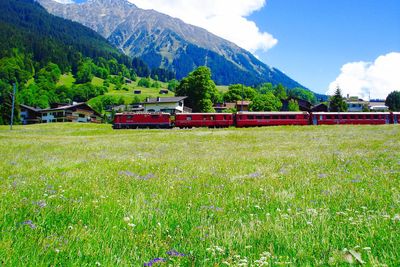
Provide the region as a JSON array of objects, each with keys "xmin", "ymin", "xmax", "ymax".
[{"xmin": 113, "ymin": 111, "xmax": 400, "ymax": 129}]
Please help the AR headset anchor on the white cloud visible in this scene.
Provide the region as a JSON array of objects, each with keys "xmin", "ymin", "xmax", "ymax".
[
  {"xmin": 53, "ymin": 0, "xmax": 74, "ymax": 3},
  {"xmin": 327, "ymin": 52, "xmax": 400, "ymax": 100},
  {"xmin": 128, "ymin": 0, "xmax": 278, "ymax": 54}
]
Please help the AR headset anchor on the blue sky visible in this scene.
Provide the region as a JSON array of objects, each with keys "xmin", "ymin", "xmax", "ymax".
[
  {"xmin": 250, "ymin": 0, "xmax": 400, "ymax": 95},
  {"xmin": 59, "ymin": 0, "xmax": 400, "ymax": 98}
]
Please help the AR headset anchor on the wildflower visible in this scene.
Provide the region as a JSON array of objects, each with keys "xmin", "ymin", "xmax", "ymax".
[
  {"xmin": 35, "ymin": 200, "xmax": 47, "ymax": 208},
  {"xmin": 128, "ymin": 223, "xmax": 136, "ymax": 228},
  {"xmin": 143, "ymin": 258, "xmax": 166, "ymax": 266},
  {"xmin": 166, "ymin": 249, "xmax": 186, "ymax": 257},
  {"xmin": 21, "ymin": 220, "xmax": 36, "ymax": 229},
  {"xmin": 248, "ymin": 172, "xmax": 261, "ymax": 178},
  {"xmin": 318, "ymin": 173, "xmax": 327, "ymax": 179}
]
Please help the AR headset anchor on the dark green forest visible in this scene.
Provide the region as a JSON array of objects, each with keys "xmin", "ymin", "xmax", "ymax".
[{"xmin": 0, "ymin": 0, "xmax": 161, "ymax": 124}]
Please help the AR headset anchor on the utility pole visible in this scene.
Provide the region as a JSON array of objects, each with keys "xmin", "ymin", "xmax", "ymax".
[
  {"xmin": 241, "ymin": 84, "xmax": 244, "ymax": 112},
  {"xmin": 10, "ymin": 83, "xmax": 16, "ymax": 130}
]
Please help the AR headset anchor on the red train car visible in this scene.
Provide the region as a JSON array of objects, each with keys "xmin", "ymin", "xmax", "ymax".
[
  {"xmin": 235, "ymin": 112, "xmax": 310, "ymax": 127},
  {"xmin": 392, "ymin": 112, "xmax": 400, "ymax": 124},
  {"xmin": 311, "ymin": 112, "xmax": 391, "ymax": 125},
  {"xmin": 175, "ymin": 113, "xmax": 234, "ymax": 128},
  {"xmin": 113, "ymin": 112, "xmax": 171, "ymax": 129}
]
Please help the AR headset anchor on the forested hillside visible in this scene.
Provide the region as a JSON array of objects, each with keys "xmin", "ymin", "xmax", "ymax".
[{"xmin": 0, "ymin": 0, "xmax": 164, "ymax": 124}]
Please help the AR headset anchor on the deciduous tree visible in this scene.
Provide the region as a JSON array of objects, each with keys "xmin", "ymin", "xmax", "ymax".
[{"xmin": 385, "ymin": 91, "xmax": 400, "ymax": 111}]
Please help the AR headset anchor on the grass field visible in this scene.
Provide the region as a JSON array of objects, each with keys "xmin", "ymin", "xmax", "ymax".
[{"xmin": 0, "ymin": 124, "xmax": 399, "ymax": 266}]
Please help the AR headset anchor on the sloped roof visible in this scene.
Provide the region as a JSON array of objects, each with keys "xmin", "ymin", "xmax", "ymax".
[
  {"xmin": 20, "ymin": 104, "xmax": 40, "ymax": 112},
  {"xmin": 144, "ymin": 96, "xmax": 187, "ymax": 104}
]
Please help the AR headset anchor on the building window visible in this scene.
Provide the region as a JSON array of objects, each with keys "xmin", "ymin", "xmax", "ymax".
[{"xmin": 79, "ymin": 114, "xmax": 85, "ymax": 118}]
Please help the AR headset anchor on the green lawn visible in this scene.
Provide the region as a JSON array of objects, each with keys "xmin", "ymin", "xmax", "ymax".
[
  {"xmin": 57, "ymin": 73, "xmax": 76, "ymax": 87},
  {"xmin": 0, "ymin": 124, "xmax": 399, "ymax": 266}
]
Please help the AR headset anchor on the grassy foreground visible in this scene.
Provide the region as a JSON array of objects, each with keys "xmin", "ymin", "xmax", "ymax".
[{"xmin": 0, "ymin": 124, "xmax": 399, "ymax": 266}]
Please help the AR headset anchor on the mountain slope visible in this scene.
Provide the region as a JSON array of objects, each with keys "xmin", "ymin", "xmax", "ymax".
[
  {"xmin": 0, "ymin": 0, "xmax": 135, "ymax": 72},
  {"xmin": 38, "ymin": 0, "xmax": 307, "ymax": 89}
]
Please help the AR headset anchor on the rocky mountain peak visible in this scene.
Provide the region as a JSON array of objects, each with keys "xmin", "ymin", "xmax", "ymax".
[{"xmin": 38, "ymin": 0, "xmax": 308, "ymax": 89}]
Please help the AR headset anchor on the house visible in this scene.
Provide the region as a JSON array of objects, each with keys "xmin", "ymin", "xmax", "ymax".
[
  {"xmin": 281, "ymin": 97, "xmax": 312, "ymax": 112},
  {"xmin": 213, "ymin": 102, "xmax": 236, "ymax": 113},
  {"xmin": 369, "ymin": 101, "xmax": 389, "ymax": 111},
  {"xmin": 39, "ymin": 102, "xmax": 102, "ymax": 123},
  {"xmin": 20, "ymin": 104, "xmax": 41, "ymax": 125},
  {"xmin": 311, "ymin": 103, "xmax": 328, "ymax": 112},
  {"xmin": 142, "ymin": 96, "xmax": 187, "ymax": 114},
  {"xmin": 236, "ymin": 100, "xmax": 251, "ymax": 112}
]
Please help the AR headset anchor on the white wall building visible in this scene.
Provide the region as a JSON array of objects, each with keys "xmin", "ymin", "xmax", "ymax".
[{"xmin": 143, "ymin": 97, "xmax": 188, "ymax": 114}]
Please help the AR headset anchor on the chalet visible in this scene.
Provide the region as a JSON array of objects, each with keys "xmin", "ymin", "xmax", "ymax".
[
  {"xmin": 142, "ymin": 96, "xmax": 188, "ymax": 114},
  {"xmin": 20, "ymin": 104, "xmax": 41, "ymax": 125},
  {"xmin": 369, "ymin": 101, "xmax": 389, "ymax": 111},
  {"xmin": 39, "ymin": 102, "xmax": 101, "ymax": 123},
  {"xmin": 281, "ymin": 97, "xmax": 312, "ymax": 112},
  {"xmin": 213, "ymin": 102, "xmax": 236, "ymax": 113},
  {"xmin": 236, "ymin": 100, "xmax": 251, "ymax": 112},
  {"xmin": 311, "ymin": 103, "xmax": 328, "ymax": 112}
]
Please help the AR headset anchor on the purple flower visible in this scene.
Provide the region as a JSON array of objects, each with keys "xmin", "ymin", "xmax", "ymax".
[
  {"xmin": 248, "ymin": 172, "xmax": 261, "ymax": 178},
  {"xmin": 21, "ymin": 220, "xmax": 36, "ymax": 229},
  {"xmin": 143, "ymin": 258, "xmax": 166, "ymax": 266},
  {"xmin": 167, "ymin": 249, "xmax": 187, "ymax": 257},
  {"xmin": 119, "ymin": 170, "xmax": 136, "ymax": 177},
  {"xmin": 35, "ymin": 200, "xmax": 47, "ymax": 208}
]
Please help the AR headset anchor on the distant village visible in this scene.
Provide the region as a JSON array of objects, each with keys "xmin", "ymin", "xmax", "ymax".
[{"xmin": 20, "ymin": 95, "xmax": 388, "ymax": 125}]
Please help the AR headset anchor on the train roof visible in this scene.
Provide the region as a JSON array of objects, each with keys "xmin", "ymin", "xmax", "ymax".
[
  {"xmin": 176, "ymin": 113, "xmax": 233, "ymax": 116},
  {"xmin": 115, "ymin": 112, "xmax": 171, "ymax": 115},
  {"xmin": 312, "ymin": 112, "xmax": 391, "ymax": 115},
  {"xmin": 236, "ymin": 111, "xmax": 309, "ymax": 115}
]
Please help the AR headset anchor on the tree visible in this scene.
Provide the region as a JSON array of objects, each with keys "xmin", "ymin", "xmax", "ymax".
[
  {"xmin": 329, "ymin": 87, "xmax": 348, "ymax": 112},
  {"xmin": 76, "ymin": 59, "xmax": 95, "ymax": 84},
  {"xmin": 249, "ymin": 92, "xmax": 282, "ymax": 111},
  {"xmin": 138, "ymin": 77, "xmax": 151, "ymax": 88},
  {"xmin": 287, "ymin": 87, "xmax": 317, "ymax": 104},
  {"xmin": 175, "ymin": 66, "xmax": 219, "ymax": 112},
  {"xmin": 0, "ymin": 81, "xmax": 19, "ymax": 125},
  {"xmin": 288, "ymin": 99, "xmax": 300, "ymax": 111},
  {"xmin": 223, "ymin": 84, "xmax": 257, "ymax": 102},
  {"xmin": 167, "ymin": 79, "xmax": 179, "ymax": 92},
  {"xmin": 274, "ymin": 84, "xmax": 287, "ymax": 100},
  {"xmin": 385, "ymin": 91, "xmax": 400, "ymax": 111}
]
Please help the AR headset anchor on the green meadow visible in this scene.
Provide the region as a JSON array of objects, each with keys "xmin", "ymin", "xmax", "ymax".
[{"xmin": 0, "ymin": 124, "xmax": 399, "ymax": 266}]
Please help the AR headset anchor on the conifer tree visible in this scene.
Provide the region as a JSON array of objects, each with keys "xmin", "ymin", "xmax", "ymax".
[{"xmin": 329, "ymin": 87, "xmax": 348, "ymax": 112}]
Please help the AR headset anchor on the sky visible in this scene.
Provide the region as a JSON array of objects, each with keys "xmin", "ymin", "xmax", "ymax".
[{"xmin": 59, "ymin": 0, "xmax": 400, "ymax": 99}]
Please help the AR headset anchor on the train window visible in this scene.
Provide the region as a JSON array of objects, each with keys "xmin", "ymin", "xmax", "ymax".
[
  {"xmin": 151, "ymin": 115, "xmax": 159, "ymax": 119},
  {"xmin": 248, "ymin": 115, "xmax": 254, "ymax": 120},
  {"xmin": 203, "ymin": 115, "xmax": 207, "ymax": 120},
  {"xmin": 289, "ymin": 115, "xmax": 296, "ymax": 119},
  {"xmin": 186, "ymin": 116, "xmax": 192, "ymax": 121},
  {"xmin": 265, "ymin": 116, "xmax": 270, "ymax": 120},
  {"xmin": 127, "ymin": 115, "xmax": 132, "ymax": 119},
  {"xmin": 256, "ymin": 116, "xmax": 263, "ymax": 120},
  {"xmin": 281, "ymin": 115, "xmax": 287, "ymax": 119},
  {"xmin": 374, "ymin": 115, "xmax": 379, "ymax": 119},
  {"xmin": 210, "ymin": 116, "xmax": 214, "ymax": 120}
]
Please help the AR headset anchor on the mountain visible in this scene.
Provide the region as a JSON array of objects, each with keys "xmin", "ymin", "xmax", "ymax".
[
  {"xmin": 0, "ymin": 0, "xmax": 136, "ymax": 72},
  {"xmin": 37, "ymin": 0, "xmax": 308, "ymax": 89}
]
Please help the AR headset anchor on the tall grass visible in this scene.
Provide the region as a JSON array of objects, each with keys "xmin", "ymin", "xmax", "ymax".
[{"xmin": 0, "ymin": 124, "xmax": 399, "ymax": 266}]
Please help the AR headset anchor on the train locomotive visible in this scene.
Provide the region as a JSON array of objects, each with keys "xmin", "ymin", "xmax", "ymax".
[{"xmin": 113, "ymin": 111, "xmax": 400, "ymax": 129}]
